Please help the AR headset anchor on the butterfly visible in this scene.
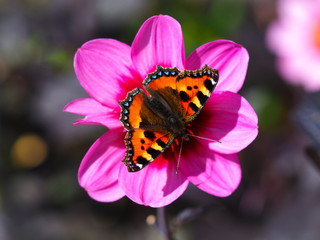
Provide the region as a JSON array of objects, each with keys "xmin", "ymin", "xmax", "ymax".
[{"xmin": 119, "ymin": 65, "xmax": 219, "ymax": 172}]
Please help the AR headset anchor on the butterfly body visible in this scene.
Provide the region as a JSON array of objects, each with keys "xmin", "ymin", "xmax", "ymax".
[
  {"xmin": 119, "ymin": 65, "xmax": 219, "ymax": 172},
  {"xmin": 140, "ymin": 87, "xmax": 188, "ymax": 138}
]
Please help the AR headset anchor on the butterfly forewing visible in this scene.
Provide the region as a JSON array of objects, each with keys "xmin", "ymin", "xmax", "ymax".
[
  {"xmin": 119, "ymin": 88, "xmax": 143, "ymax": 130},
  {"xmin": 142, "ymin": 65, "xmax": 180, "ymax": 92},
  {"xmin": 176, "ymin": 65, "xmax": 219, "ymax": 123},
  {"xmin": 120, "ymin": 88, "xmax": 167, "ymax": 130},
  {"xmin": 143, "ymin": 65, "xmax": 183, "ymax": 117}
]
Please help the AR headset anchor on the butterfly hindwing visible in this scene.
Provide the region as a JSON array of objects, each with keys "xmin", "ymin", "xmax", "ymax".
[
  {"xmin": 123, "ymin": 129, "xmax": 175, "ymax": 172},
  {"xmin": 176, "ymin": 65, "xmax": 219, "ymax": 123}
]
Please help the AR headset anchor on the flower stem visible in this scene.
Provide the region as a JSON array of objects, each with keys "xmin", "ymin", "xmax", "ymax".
[{"xmin": 157, "ymin": 207, "xmax": 175, "ymax": 240}]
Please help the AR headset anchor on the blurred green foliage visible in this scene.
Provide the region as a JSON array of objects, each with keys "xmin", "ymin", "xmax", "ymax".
[
  {"xmin": 124, "ymin": 0, "xmax": 246, "ymax": 55},
  {"xmin": 47, "ymin": 170, "xmax": 80, "ymax": 205},
  {"xmin": 246, "ymin": 87, "xmax": 286, "ymax": 131},
  {"xmin": 47, "ymin": 49, "xmax": 73, "ymax": 72}
]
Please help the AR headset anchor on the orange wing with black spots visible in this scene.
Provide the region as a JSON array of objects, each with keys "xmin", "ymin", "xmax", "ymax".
[
  {"xmin": 119, "ymin": 88, "xmax": 143, "ymax": 130},
  {"xmin": 119, "ymin": 88, "xmax": 168, "ymax": 130},
  {"xmin": 142, "ymin": 65, "xmax": 180, "ymax": 92},
  {"xmin": 119, "ymin": 87, "xmax": 175, "ymax": 172},
  {"xmin": 142, "ymin": 65, "xmax": 184, "ymax": 117},
  {"xmin": 176, "ymin": 65, "xmax": 219, "ymax": 123},
  {"xmin": 123, "ymin": 129, "xmax": 175, "ymax": 172}
]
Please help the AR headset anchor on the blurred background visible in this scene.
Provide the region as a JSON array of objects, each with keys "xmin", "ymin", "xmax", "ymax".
[{"xmin": 1, "ymin": 0, "xmax": 320, "ymax": 239}]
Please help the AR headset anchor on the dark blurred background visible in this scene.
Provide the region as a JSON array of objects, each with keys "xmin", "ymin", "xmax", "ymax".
[{"xmin": 1, "ymin": 0, "xmax": 320, "ymax": 239}]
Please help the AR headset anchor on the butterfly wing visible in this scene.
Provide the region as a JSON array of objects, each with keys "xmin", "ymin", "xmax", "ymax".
[
  {"xmin": 120, "ymin": 88, "xmax": 168, "ymax": 130},
  {"xmin": 142, "ymin": 65, "xmax": 184, "ymax": 117},
  {"xmin": 142, "ymin": 65, "xmax": 180, "ymax": 93},
  {"xmin": 119, "ymin": 88, "xmax": 175, "ymax": 172},
  {"xmin": 176, "ymin": 65, "xmax": 219, "ymax": 123},
  {"xmin": 123, "ymin": 129, "xmax": 175, "ymax": 172},
  {"xmin": 119, "ymin": 88, "xmax": 143, "ymax": 130}
]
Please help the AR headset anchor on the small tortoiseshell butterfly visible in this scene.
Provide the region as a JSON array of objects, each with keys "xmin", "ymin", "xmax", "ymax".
[{"xmin": 119, "ymin": 65, "xmax": 219, "ymax": 172}]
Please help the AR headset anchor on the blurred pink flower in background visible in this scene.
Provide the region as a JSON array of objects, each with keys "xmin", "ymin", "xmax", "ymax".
[
  {"xmin": 64, "ymin": 15, "xmax": 258, "ymax": 207},
  {"xmin": 266, "ymin": 0, "xmax": 320, "ymax": 91}
]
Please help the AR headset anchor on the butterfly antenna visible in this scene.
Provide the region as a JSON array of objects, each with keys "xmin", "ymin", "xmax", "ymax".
[
  {"xmin": 186, "ymin": 134, "xmax": 222, "ymax": 143},
  {"xmin": 176, "ymin": 137, "xmax": 184, "ymax": 174}
]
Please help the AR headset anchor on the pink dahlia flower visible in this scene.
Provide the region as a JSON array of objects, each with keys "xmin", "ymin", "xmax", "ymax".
[
  {"xmin": 266, "ymin": 0, "xmax": 320, "ymax": 91},
  {"xmin": 64, "ymin": 15, "xmax": 258, "ymax": 207}
]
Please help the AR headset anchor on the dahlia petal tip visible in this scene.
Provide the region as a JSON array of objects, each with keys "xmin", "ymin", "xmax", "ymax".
[
  {"xmin": 131, "ymin": 14, "xmax": 185, "ymax": 78},
  {"xmin": 193, "ymin": 91, "xmax": 258, "ymax": 154},
  {"xmin": 186, "ymin": 39, "xmax": 249, "ymax": 92},
  {"xmin": 118, "ymin": 156, "xmax": 189, "ymax": 207},
  {"xmin": 86, "ymin": 184, "xmax": 125, "ymax": 203},
  {"xmin": 180, "ymin": 149, "xmax": 241, "ymax": 198},
  {"xmin": 62, "ymin": 102, "xmax": 72, "ymax": 113},
  {"xmin": 77, "ymin": 130, "xmax": 126, "ymax": 202},
  {"xmin": 73, "ymin": 38, "xmax": 138, "ymax": 108}
]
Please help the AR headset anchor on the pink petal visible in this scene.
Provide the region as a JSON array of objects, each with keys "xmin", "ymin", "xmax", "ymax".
[
  {"xmin": 276, "ymin": 57, "xmax": 320, "ymax": 91},
  {"xmin": 87, "ymin": 181, "xmax": 124, "ymax": 202},
  {"xmin": 63, "ymin": 98, "xmax": 122, "ymax": 129},
  {"xmin": 131, "ymin": 15, "xmax": 185, "ymax": 79},
  {"xmin": 118, "ymin": 153, "xmax": 189, "ymax": 207},
  {"xmin": 265, "ymin": 0, "xmax": 320, "ymax": 92},
  {"xmin": 78, "ymin": 128, "xmax": 126, "ymax": 202},
  {"xmin": 179, "ymin": 141, "xmax": 241, "ymax": 197},
  {"xmin": 74, "ymin": 39, "xmax": 141, "ymax": 109},
  {"xmin": 186, "ymin": 40, "xmax": 249, "ymax": 93},
  {"xmin": 192, "ymin": 91, "xmax": 258, "ymax": 154}
]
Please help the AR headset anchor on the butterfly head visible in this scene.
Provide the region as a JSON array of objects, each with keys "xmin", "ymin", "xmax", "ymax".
[{"xmin": 166, "ymin": 115, "xmax": 188, "ymax": 136}]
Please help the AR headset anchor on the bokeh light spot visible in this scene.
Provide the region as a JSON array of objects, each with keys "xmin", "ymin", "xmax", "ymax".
[
  {"xmin": 146, "ymin": 214, "xmax": 156, "ymax": 226},
  {"xmin": 11, "ymin": 133, "xmax": 48, "ymax": 168}
]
